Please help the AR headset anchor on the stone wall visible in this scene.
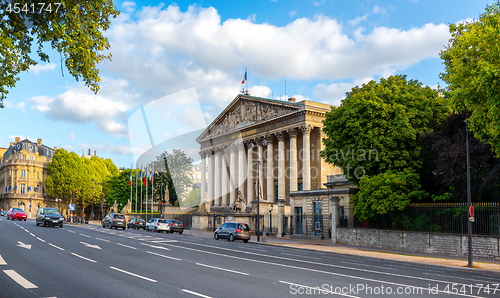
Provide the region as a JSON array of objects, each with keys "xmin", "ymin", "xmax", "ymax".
[{"xmin": 337, "ymin": 228, "xmax": 500, "ymax": 260}]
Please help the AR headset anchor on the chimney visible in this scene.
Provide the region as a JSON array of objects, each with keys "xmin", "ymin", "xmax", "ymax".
[
  {"xmin": 37, "ymin": 139, "xmax": 42, "ymax": 145},
  {"xmin": 289, "ymin": 97, "xmax": 296, "ymax": 103},
  {"xmin": 94, "ymin": 150, "xmax": 96, "ymax": 157},
  {"xmin": 54, "ymin": 147, "xmax": 57, "ymax": 150},
  {"xmin": 88, "ymin": 149, "xmax": 91, "ymax": 155},
  {"xmin": 15, "ymin": 137, "xmax": 20, "ymax": 143}
]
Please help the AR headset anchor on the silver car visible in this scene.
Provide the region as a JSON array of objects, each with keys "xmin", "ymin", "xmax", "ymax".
[
  {"xmin": 146, "ymin": 218, "xmax": 170, "ymax": 233},
  {"xmin": 214, "ymin": 222, "xmax": 251, "ymax": 243}
]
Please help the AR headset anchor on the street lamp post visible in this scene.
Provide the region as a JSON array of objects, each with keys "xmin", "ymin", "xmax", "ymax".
[
  {"xmin": 91, "ymin": 179, "xmax": 95, "ymax": 221},
  {"xmin": 269, "ymin": 204, "xmax": 274, "ymax": 235},
  {"xmin": 55, "ymin": 198, "xmax": 61, "ymax": 214},
  {"xmin": 248, "ymin": 138, "xmax": 268, "ymax": 242}
]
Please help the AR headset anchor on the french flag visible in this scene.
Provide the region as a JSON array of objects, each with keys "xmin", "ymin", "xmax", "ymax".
[
  {"xmin": 150, "ymin": 164, "xmax": 154, "ymax": 186},
  {"xmin": 144, "ymin": 167, "xmax": 147, "ymax": 186},
  {"xmin": 129, "ymin": 166, "xmax": 133, "ymax": 188},
  {"xmin": 241, "ymin": 70, "xmax": 247, "ymax": 84}
]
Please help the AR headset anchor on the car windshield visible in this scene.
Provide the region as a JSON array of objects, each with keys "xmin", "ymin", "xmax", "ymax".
[
  {"xmin": 44, "ymin": 209, "xmax": 60, "ymax": 215},
  {"xmin": 12, "ymin": 208, "xmax": 23, "ymax": 212}
]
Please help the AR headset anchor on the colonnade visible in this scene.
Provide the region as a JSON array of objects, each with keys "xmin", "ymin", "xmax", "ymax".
[{"xmin": 200, "ymin": 125, "xmax": 314, "ymax": 208}]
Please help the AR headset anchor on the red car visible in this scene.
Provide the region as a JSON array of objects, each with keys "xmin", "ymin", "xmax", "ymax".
[{"xmin": 7, "ymin": 208, "xmax": 27, "ymax": 221}]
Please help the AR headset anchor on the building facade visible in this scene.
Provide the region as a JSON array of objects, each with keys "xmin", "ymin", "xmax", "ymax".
[
  {"xmin": 0, "ymin": 137, "xmax": 56, "ymax": 217},
  {"xmin": 197, "ymin": 94, "xmax": 352, "ymax": 235}
]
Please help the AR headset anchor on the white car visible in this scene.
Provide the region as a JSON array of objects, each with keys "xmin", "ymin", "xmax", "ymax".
[{"xmin": 146, "ymin": 218, "xmax": 171, "ymax": 233}]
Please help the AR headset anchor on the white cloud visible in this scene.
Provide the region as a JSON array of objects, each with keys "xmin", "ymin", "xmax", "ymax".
[
  {"xmin": 313, "ymin": 77, "xmax": 373, "ymax": 106},
  {"xmin": 290, "ymin": 10, "xmax": 297, "ymax": 17},
  {"xmin": 29, "ymin": 63, "xmax": 56, "ymax": 75},
  {"xmin": 122, "ymin": 1, "xmax": 136, "ymax": 8},
  {"xmin": 4, "ymin": 100, "xmax": 26, "ymax": 113},
  {"xmin": 349, "ymin": 14, "xmax": 368, "ymax": 26},
  {"xmin": 68, "ymin": 132, "xmax": 75, "ymax": 141},
  {"xmin": 30, "ymin": 78, "xmax": 137, "ymax": 137}
]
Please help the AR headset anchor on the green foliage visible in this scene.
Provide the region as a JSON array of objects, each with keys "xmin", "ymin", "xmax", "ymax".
[
  {"xmin": 322, "ymin": 75, "xmax": 450, "ymax": 185},
  {"xmin": 106, "ymin": 169, "xmax": 132, "ymax": 208},
  {"xmin": 182, "ymin": 188, "xmax": 201, "ymax": 207},
  {"xmin": 0, "ymin": 0, "xmax": 120, "ymax": 107},
  {"xmin": 431, "ymin": 191, "xmax": 454, "ymax": 202},
  {"xmin": 351, "ymin": 169, "xmax": 427, "ymax": 221},
  {"xmin": 439, "ymin": 1, "xmax": 500, "ymax": 156},
  {"xmin": 154, "ymin": 149, "xmax": 194, "ymax": 205}
]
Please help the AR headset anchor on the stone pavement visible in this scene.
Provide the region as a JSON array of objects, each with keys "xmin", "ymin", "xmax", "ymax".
[{"xmin": 184, "ymin": 229, "xmax": 500, "ymax": 272}]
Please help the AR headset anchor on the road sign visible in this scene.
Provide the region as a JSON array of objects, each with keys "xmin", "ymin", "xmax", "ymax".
[
  {"xmin": 69, "ymin": 204, "xmax": 75, "ymax": 211},
  {"xmin": 469, "ymin": 205, "xmax": 474, "ymax": 217},
  {"xmin": 29, "ymin": 204, "xmax": 32, "ymax": 209}
]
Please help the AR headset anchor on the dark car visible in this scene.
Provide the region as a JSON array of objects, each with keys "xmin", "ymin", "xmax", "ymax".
[
  {"xmin": 165, "ymin": 219, "xmax": 184, "ymax": 234},
  {"xmin": 214, "ymin": 222, "xmax": 251, "ymax": 243},
  {"xmin": 102, "ymin": 213, "xmax": 126, "ymax": 230},
  {"xmin": 36, "ymin": 208, "xmax": 64, "ymax": 228},
  {"xmin": 127, "ymin": 217, "xmax": 146, "ymax": 230}
]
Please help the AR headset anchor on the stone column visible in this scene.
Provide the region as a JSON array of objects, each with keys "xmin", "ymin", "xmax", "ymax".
[
  {"xmin": 246, "ymin": 144, "xmax": 254, "ymax": 207},
  {"xmin": 301, "ymin": 125, "xmax": 313, "ymax": 190},
  {"xmin": 277, "ymin": 198, "xmax": 285, "ymax": 238},
  {"xmin": 266, "ymin": 135, "xmax": 275, "ymax": 203},
  {"xmin": 207, "ymin": 151, "xmax": 214, "ymax": 205},
  {"xmin": 229, "ymin": 145, "xmax": 237, "ymax": 207},
  {"xmin": 330, "ymin": 196, "xmax": 341, "ymax": 243},
  {"xmin": 258, "ymin": 141, "xmax": 264, "ymax": 200},
  {"xmin": 221, "ymin": 149, "xmax": 229, "ymax": 207},
  {"xmin": 288, "ymin": 128, "xmax": 298, "ymax": 192},
  {"xmin": 200, "ymin": 152, "xmax": 207, "ymax": 204},
  {"xmin": 238, "ymin": 143, "xmax": 246, "ymax": 200},
  {"xmin": 214, "ymin": 149, "xmax": 221, "ymax": 207},
  {"xmin": 277, "ymin": 131, "xmax": 286, "ymax": 202}
]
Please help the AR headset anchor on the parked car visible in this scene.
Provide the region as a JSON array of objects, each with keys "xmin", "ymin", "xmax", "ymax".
[
  {"xmin": 102, "ymin": 213, "xmax": 126, "ymax": 230},
  {"xmin": 36, "ymin": 208, "xmax": 64, "ymax": 228},
  {"xmin": 146, "ymin": 218, "xmax": 170, "ymax": 233},
  {"xmin": 127, "ymin": 217, "xmax": 146, "ymax": 230},
  {"xmin": 214, "ymin": 222, "xmax": 251, "ymax": 243},
  {"xmin": 165, "ymin": 219, "xmax": 184, "ymax": 234},
  {"xmin": 7, "ymin": 208, "xmax": 27, "ymax": 221},
  {"xmin": 0, "ymin": 210, "xmax": 7, "ymax": 216}
]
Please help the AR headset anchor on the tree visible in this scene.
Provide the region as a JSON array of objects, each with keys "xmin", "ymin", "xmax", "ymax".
[
  {"xmin": 182, "ymin": 188, "xmax": 201, "ymax": 207},
  {"xmin": 0, "ymin": 0, "xmax": 120, "ymax": 108},
  {"xmin": 106, "ymin": 169, "xmax": 132, "ymax": 209},
  {"xmin": 46, "ymin": 148, "xmax": 82, "ymax": 204},
  {"xmin": 439, "ymin": 1, "xmax": 500, "ymax": 156},
  {"xmin": 322, "ymin": 75, "xmax": 449, "ymax": 185},
  {"xmin": 154, "ymin": 149, "xmax": 194, "ymax": 206}
]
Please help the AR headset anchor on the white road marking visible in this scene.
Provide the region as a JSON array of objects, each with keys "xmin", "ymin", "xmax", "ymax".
[
  {"xmin": 79, "ymin": 233, "xmax": 91, "ymax": 238},
  {"xmin": 279, "ymin": 281, "xmax": 359, "ymax": 298},
  {"xmin": 109, "ymin": 266, "xmax": 157, "ymax": 282},
  {"xmin": 67, "ymin": 230, "xmax": 76, "ymax": 233},
  {"xmin": 29, "ymin": 233, "xmax": 36, "ymax": 237},
  {"xmin": 339, "ymin": 261, "xmax": 397, "ymax": 270},
  {"xmin": 36, "ymin": 237, "xmax": 46, "ymax": 243},
  {"xmin": 48, "ymin": 243, "xmax": 65, "ymax": 251},
  {"xmin": 181, "ymin": 289, "xmax": 212, "ymax": 298},
  {"xmin": 116, "ymin": 243, "xmax": 137, "ymax": 250},
  {"xmin": 96, "ymin": 238, "xmax": 110, "ymax": 242},
  {"xmin": 146, "ymin": 251, "xmax": 181, "ymax": 261},
  {"xmin": 141, "ymin": 243, "xmax": 170, "ymax": 251},
  {"xmin": 281, "ymin": 252, "xmax": 320, "ymax": 260},
  {"xmin": 3, "ymin": 270, "xmax": 38, "ymax": 289},
  {"xmin": 79, "ymin": 242, "xmax": 101, "ymax": 250},
  {"xmin": 0, "ymin": 255, "xmax": 6, "ymax": 265},
  {"xmin": 17, "ymin": 242, "xmax": 32, "ymax": 249},
  {"xmin": 71, "ymin": 253, "xmax": 96, "ymax": 263},
  {"xmin": 196, "ymin": 263, "xmax": 249, "ymax": 275},
  {"xmin": 150, "ymin": 240, "xmax": 178, "ymax": 243}
]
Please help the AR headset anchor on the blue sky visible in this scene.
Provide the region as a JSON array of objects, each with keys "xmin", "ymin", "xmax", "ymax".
[{"xmin": 0, "ymin": 0, "xmax": 492, "ymax": 168}]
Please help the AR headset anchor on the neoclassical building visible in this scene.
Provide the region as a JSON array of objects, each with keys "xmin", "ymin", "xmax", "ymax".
[
  {"xmin": 197, "ymin": 94, "xmax": 354, "ymax": 236},
  {"xmin": 0, "ymin": 137, "xmax": 56, "ymax": 217}
]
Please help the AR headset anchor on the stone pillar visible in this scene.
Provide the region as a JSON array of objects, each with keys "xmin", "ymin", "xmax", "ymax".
[
  {"xmin": 229, "ymin": 145, "xmax": 237, "ymax": 206},
  {"xmin": 277, "ymin": 199, "xmax": 285, "ymax": 238},
  {"xmin": 200, "ymin": 152, "xmax": 207, "ymax": 204},
  {"xmin": 330, "ymin": 196, "xmax": 341, "ymax": 243},
  {"xmin": 221, "ymin": 149, "xmax": 229, "ymax": 207},
  {"xmin": 288, "ymin": 128, "xmax": 298, "ymax": 192},
  {"xmin": 301, "ymin": 125, "xmax": 312, "ymax": 190},
  {"xmin": 207, "ymin": 151, "xmax": 214, "ymax": 205},
  {"xmin": 277, "ymin": 132, "xmax": 286, "ymax": 201},
  {"xmin": 214, "ymin": 149, "xmax": 221, "ymax": 207},
  {"xmin": 246, "ymin": 144, "xmax": 254, "ymax": 207},
  {"xmin": 238, "ymin": 143, "xmax": 246, "ymax": 199},
  {"xmin": 258, "ymin": 143, "xmax": 264, "ymax": 200},
  {"xmin": 266, "ymin": 135, "xmax": 275, "ymax": 203}
]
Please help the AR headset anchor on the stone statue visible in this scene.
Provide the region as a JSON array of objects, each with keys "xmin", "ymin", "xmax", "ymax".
[
  {"xmin": 255, "ymin": 179, "xmax": 263, "ymax": 201},
  {"xmin": 230, "ymin": 190, "xmax": 245, "ymax": 213}
]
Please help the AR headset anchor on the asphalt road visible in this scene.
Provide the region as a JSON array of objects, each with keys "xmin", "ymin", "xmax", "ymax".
[{"xmin": 1, "ymin": 217, "xmax": 499, "ymax": 298}]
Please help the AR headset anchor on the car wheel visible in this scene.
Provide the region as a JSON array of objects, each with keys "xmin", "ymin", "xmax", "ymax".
[
  {"xmin": 102, "ymin": 225, "xmax": 105, "ymax": 228},
  {"xmin": 243, "ymin": 239, "xmax": 249, "ymax": 243},
  {"xmin": 122, "ymin": 226, "xmax": 126, "ymax": 230},
  {"xmin": 6, "ymin": 217, "xmax": 9, "ymax": 220},
  {"xmin": 36, "ymin": 222, "xmax": 39, "ymax": 226},
  {"xmin": 178, "ymin": 231, "xmax": 183, "ymax": 234},
  {"xmin": 228, "ymin": 234, "xmax": 234, "ymax": 242},
  {"xmin": 24, "ymin": 219, "xmax": 26, "ymax": 221},
  {"xmin": 214, "ymin": 233, "xmax": 219, "ymax": 240},
  {"xmin": 59, "ymin": 224, "xmax": 63, "ymax": 228}
]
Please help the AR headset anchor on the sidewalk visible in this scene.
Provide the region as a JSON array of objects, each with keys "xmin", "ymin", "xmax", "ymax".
[{"xmin": 184, "ymin": 230, "xmax": 500, "ymax": 272}]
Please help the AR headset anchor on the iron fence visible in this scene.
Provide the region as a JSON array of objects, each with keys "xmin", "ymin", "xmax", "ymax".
[
  {"xmin": 342, "ymin": 203, "xmax": 500, "ymax": 236},
  {"xmin": 287, "ymin": 214, "xmax": 332, "ymax": 238}
]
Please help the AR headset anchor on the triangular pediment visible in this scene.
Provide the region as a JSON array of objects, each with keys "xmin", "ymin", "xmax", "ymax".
[{"xmin": 197, "ymin": 94, "xmax": 302, "ymax": 142}]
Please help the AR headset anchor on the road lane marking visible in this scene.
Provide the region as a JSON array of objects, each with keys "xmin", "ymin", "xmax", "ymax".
[
  {"xmin": 71, "ymin": 253, "xmax": 96, "ymax": 263},
  {"xmin": 17, "ymin": 242, "xmax": 32, "ymax": 249},
  {"xmin": 141, "ymin": 243, "xmax": 171, "ymax": 251},
  {"xmin": 79, "ymin": 242, "xmax": 101, "ymax": 250},
  {"xmin": 279, "ymin": 281, "xmax": 360, "ymax": 298},
  {"xmin": 0, "ymin": 255, "xmax": 6, "ymax": 265},
  {"xmin": 196, "ymin": 263, "xmax": 249, "ymax": 275},
  {"xmin": 165, "ymin": 243, "xmax": 484, "ymax": 297},
  {"xmin": 281, "ymin": 252, "xmax": 320, "ymax": 260},
  {"xmin": 29, "ymin": 233, "xmax": 36, "ymax": 237},
  {"xmin": 48, "ymin": 243, "xmax": 65, "ymax": 251},
  {"xmin": 67, "ymin": 230, "xmax": 76, "ymax": 233},
  {"xmin": 3, "ymin": 270, "xmax": 38, "ymax": 289},
  {"xmin": 80, "ymin": 233, "xmax": 91, "ymax": 238},
  {"xmin": 146, "ymin": 251, "xmax": 181, "ymax": 261},
  {"xmin": 109, "ymin": 266, "xmax": 157, "ymax": 282},
  {"xmin": 181, "ymin": 289, "xmax": 212, "ymax": 298},
  {"xmin": 116, "ymin": 243, "xmax": 137, "ymax": 250},
  {"xmin": 36, "ymin": 237, "xmax": 46, "ymax": 243},
  {"xmin": 96, "ymin": 238, "xmax": 111, "ymax": 242},
  {"xmin": 150, "ymin": 240, "xmax": 178, "ymax": 243}
]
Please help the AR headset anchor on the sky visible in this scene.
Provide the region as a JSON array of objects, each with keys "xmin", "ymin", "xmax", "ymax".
[{"xmin": 0, "ymin": 0, "xmax": 492, "ymax": 169}]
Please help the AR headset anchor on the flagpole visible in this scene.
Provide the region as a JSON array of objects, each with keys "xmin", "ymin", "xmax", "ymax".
[
  {"xmin": 151, "ymin": 163, "xmax": 154, "ymax": 218},
  {"xmin": 146, "ymin": 164, "xmax": 148, "ymax": 221},
  {"xmin": 135, "ymin": 163, "xmax": 138, "ymax": 214},
  {"xmin": 130, "ymin": 163, "xmax": 133, "ymax": 211},
  {"xmin": 246, "ymin": 67, "xmax": 248, "ymax": 93},
  {"xmin": 140, "ymin": 163, "xmax": 143, "ymax": 216}
]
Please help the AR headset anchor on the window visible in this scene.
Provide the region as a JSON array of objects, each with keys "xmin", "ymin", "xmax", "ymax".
[
  {"xmin": 23, "ymin": 155, "xmax": 26, "ymax": 159},
  {"xmin": 20, "ymin": 184, "xmax": 25, "ymax": 194},
  {"xmin": 37, "ymin": 172, "xmax": 40, "ymax": 179},
  {"xmin": 21, "ymin": 170, "xmax": 25, "ymax": 177},
  {"xmin": 9, "ymin": 170, "xmax": 11, "ymax": 177},
  {"xmin": 17, "ymin": 154, "xmax": 19, "ymax": 159},
  {"xmin": 298, "ymin": 183, "xmax": 303, "ymax": 191},
  {"xmin": 275, "ymin": 185, "xmax": 278, "ymax": 200},
  {"xmin": 30, "ymin": 156, "xmax": 33, "ymax": 160}
]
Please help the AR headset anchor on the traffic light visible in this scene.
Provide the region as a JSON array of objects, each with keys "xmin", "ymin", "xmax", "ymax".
[{"xmin": 159, "ymin": 201, "xmax": 162, "ymax": 215}]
